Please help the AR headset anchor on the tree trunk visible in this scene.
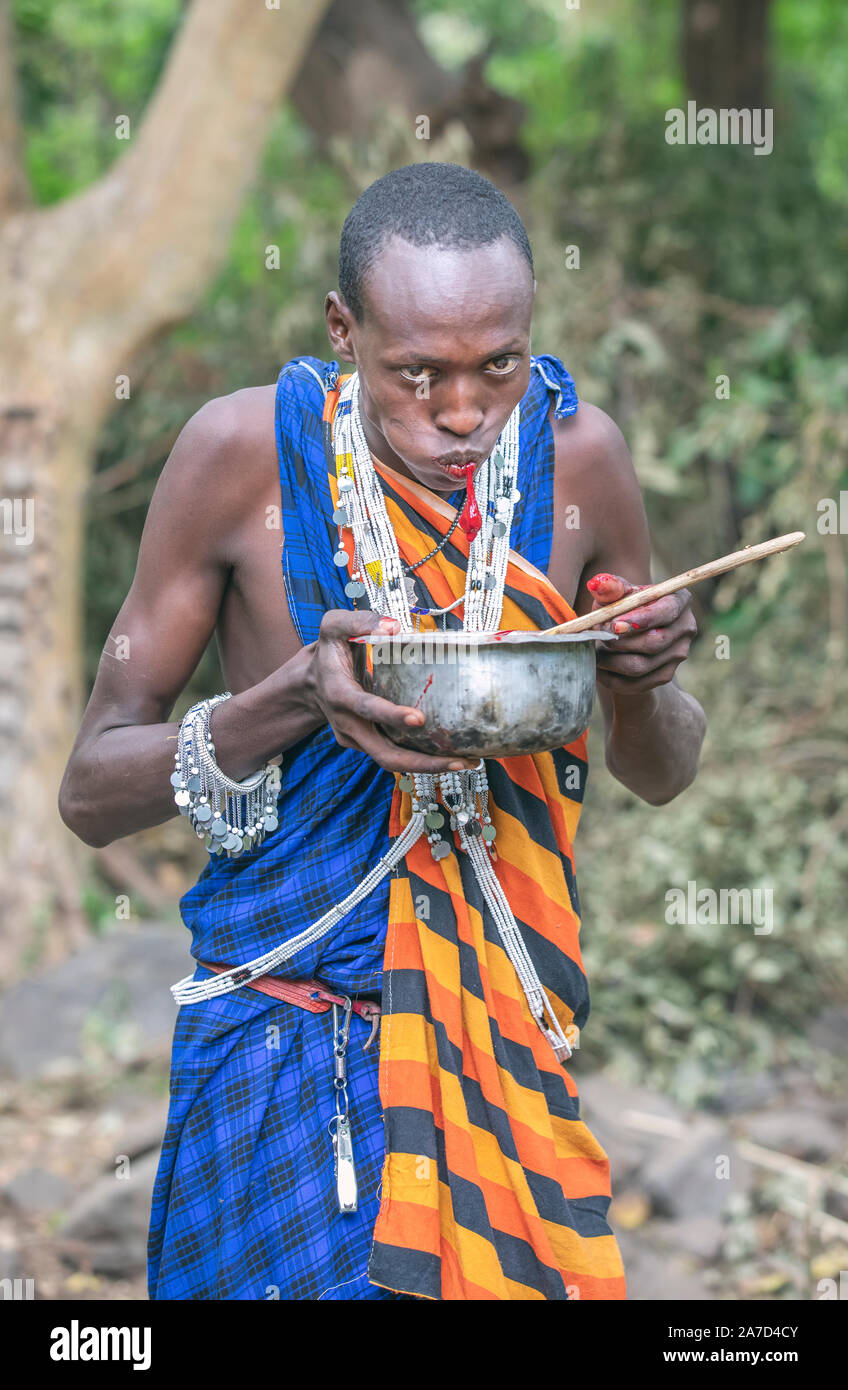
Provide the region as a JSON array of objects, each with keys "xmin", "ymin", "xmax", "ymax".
[
  {"xmin": 291, "ymin": 0, "xmax": 530, "ymax": 187},
  {"xmin": 682, "ymin": 0, "xmax": 773, "ymax": 110},
  {"xmin": 0, "ymin": 0, "xmax": 331, "ymax": 976}
]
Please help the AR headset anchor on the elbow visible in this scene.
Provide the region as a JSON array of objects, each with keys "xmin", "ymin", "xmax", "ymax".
[
  {"xmin": 638, "ymin": 769, "xmax": 698, "ymax": 807},
  {"xmin": 58, "ymin": 767, "xmax": 111, "ymax": 849}
]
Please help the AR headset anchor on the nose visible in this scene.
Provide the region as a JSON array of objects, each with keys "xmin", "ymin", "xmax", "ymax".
[{"xmin": 433, "ymin": 378, "xmax": 484, "ymax": 438}]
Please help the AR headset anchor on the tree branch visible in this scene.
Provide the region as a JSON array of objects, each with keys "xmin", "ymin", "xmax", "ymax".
[{"xmin": 5, "ymin": 0, "xmax": 332, "ymax": 373}]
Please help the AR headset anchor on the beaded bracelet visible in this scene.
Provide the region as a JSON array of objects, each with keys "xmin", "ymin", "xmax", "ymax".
[{"xmin": 171, "ymin": 694, "xmax": 282, "ymax": 858}]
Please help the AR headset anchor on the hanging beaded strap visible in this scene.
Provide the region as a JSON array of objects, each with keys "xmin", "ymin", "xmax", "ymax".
[{"xmin": 171, "ymin": 694, "xmax": 282, "ymax": 859}]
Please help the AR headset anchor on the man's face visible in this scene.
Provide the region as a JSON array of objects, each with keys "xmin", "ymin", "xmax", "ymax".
[{"xmin": 325, "ymin": 234, "xmax": 535, "ymax": 494}]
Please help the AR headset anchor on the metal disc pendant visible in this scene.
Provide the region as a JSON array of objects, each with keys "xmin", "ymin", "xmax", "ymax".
[
  {"xmin": 170, "ymin": 771, "xmax": 183, "ymax": 788},
  {"xmin": 333, "ymin": 549, "xmax": 349, "ymax": 567},
  {"xmin": 493, "ymin": 450, "xmax": 505, "ymax": 470},
  {"xmin": 482, "ymin": 824, "xmax": 497, "ymax": 842},
  {"xmin": 425, "ymin": 810, "xmax": 444, "ymax": 829},
  {"xmin": 492, "ymin": 521, "xmax": 507, "ymax": 538},
  {"xmin": 338, "ymin": 475, "xmax": 354, "ymax": 493},
  {"xmin": 345, "ymin": 579, "xmax": 366, "ymax": 599},
  {"xmin": 195, "ymin": 803, "xmax": 213, "ymax": 824},
  {"xmin": 404, "ymin": 577, "xmax": 417, "ymax": 603},
  {"xmin": 223, "ymin": 832, "xmax": 241, "ymax": 852},
  {"xmin": 431, "ymin": 840, "xmax": 451, "ymax": 860},
  {"xmin": 484, "ymin": 573, "xmax": 496, "ymax": 589},
  {"xmin": 210, "ymin": 819, "xmax": 228, "ymax": 839},
  {"xmin": 174, "ymin": 789, "xmax": 191, "ymax": 807},
  {"xmin": 263, "ymin": 814, "xmax": 279, "ymax": 833},
  {"xmin": 332, "ymin": 506, "xmax": 350, "ymax": 526},
  {"xmin": 467, "ymin": 819, "xmax": 481, "ymax": 836},
  {"xmin": 398, "ymin": 774, "xmax": 414, "ymax": 793}
]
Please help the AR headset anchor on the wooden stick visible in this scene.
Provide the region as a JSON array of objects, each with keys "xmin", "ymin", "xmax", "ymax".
[{"xmin": 540, "ymin": 531, "xmax": 806, "ymax": 636}]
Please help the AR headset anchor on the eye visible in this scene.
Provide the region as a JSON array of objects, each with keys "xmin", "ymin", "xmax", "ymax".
[
  {"xmin": 399, "ymin": 364, "xmax": 439, "ymax": 383},
  {"xmin": 486, "ymin": 355, "xmax": 520, "ymax": 375}
]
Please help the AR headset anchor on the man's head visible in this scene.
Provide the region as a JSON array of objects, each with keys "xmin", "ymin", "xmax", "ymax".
[{"xmin": 325, "ymin": 163, "xmax": 536, "ymax": 493}]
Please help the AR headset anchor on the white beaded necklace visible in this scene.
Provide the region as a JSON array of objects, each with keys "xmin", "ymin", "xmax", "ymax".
[{"xmin": 172, "ymin": 369, "xmax": 572, "ymax": 1065}]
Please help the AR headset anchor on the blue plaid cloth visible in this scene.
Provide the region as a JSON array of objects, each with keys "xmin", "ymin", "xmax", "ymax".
[{"xmin": 147, "ymin": 353, "xmax": 579, "ymax": 1300}]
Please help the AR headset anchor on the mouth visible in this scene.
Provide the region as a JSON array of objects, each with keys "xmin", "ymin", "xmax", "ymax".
[{"xmin": 432, "ymin": 456, "xmax": 482, "ymax": 481}]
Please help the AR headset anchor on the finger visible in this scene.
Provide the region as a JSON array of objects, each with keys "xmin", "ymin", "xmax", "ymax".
[
  {"xmin": 319, "ymin": 608, "xmax": 399, "ymax": 640},
  {"xmin": 331, "ymin": 679, "xmax": 436, "ymax": 732},
  {"xmin": 596, "ymin": 641, "xmax": 690, "ymax": 679},
  {"xmin": 333, "ymin": 716, "xmax": 479, "ymax": 774},
  {"xmin": 587, "ymin": 572, "xmax": 640, "ymax": 605},
  {"xmin": 596, "ymin": 660, "xmax": 680, "ymax": 694},
  {"xmin": 600, "ymin": 615, "xmax": 695, "ymax": 655},
  {"xmin": 607, "ymin": 591, "xmax": 692, "ymax": 636}
]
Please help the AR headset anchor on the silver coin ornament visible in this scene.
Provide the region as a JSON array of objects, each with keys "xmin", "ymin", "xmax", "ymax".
[
  {"xmin": 431, "ymin": 840, "xmax": 451, "ymax": 860},
  {"xmin": 345, "ymin": 580, "xmax": 367, "ymax": 599}
]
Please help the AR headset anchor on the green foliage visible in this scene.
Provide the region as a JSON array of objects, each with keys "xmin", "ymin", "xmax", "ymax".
[{"xmin": 13, "ymin": 0, "xmax": 180, "ymax": 201}]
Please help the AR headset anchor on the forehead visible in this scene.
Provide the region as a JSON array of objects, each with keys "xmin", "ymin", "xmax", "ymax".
[{"xmin": 359, "ymin": 235, "xmax": 534, "ymax": 352}]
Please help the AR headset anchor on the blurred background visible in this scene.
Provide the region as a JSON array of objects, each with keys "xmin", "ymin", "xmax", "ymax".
[{"xmin": 0, "ymin": 0, "xmax": 846, "ymax": 1301}]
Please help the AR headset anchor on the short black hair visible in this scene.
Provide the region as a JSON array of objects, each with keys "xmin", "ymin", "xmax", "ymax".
[{"xmin": 338, "ymin": 162, "xmax": 534, "ymax": 321}]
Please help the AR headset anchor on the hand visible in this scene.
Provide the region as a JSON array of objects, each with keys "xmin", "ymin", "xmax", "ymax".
[
  {"xmin": 304, "ymin": 609, "xmax": 478, "ymax": 774},
  {"xmin": 588, "ymin": 573, "xmax": 697, "ymax": 694}
]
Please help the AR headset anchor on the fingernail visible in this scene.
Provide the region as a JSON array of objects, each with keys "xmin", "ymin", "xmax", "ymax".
[
  {"xmin": 404, "ymin": 712, "xmax": 424, "ymax": 725},
  {"xmin": 613, "ymin": 621, "xmax": 631, "ymax": 634},
  {"xmin": 449, "ymin": 761, "xmax": 465, "ymax": 771}
]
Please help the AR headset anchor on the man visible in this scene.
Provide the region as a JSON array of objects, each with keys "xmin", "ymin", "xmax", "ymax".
[{"xmin": 59, "ymin": 162, "xmax": 705, "ymax": 1301}]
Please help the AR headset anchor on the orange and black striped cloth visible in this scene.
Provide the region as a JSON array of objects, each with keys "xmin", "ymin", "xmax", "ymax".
[{"xmin": 326, "ymin": 395, "xmax": 627, "ymax": 1300}]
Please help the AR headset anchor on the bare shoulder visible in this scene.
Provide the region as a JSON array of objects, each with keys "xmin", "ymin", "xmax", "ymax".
[
  {"xmin": 549, "ymin": 398, "xmax": 650, "ymax": 583},
  {"xmin": 169, "ymin": 383, "xmax": 277, "ymax": 482},
  {"xmin": 144, "ymin": 384, "xmax": 278, "ymax": 556},
  {"xmin": 552, "ymin": 399, "xmax": 633, "ymax": 477}
]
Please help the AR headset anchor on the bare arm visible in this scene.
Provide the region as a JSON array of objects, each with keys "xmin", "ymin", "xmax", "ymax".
[
  {"xmin": 58, "ymin": 397, "xmax": 315, "ymax": 846},
  {"xmin": 59, "ymin": 395, "xmax": 476, "ymax": 848},
  {"xmin": 565, "ymin": 408, "xmax": 707, "ymax": 805}
]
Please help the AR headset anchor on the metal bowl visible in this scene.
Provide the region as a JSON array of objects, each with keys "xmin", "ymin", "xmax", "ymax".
[{"xmin": 351, "ymin": 629, "xmax": 615, "ymax": 759}]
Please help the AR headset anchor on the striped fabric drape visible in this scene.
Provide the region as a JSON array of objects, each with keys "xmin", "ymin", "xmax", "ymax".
[{"xmin": 325, "ymin": 406, "xmax": 627, "ymax": 1300}]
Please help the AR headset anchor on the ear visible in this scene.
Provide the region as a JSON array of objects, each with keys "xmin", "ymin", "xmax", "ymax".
[{"xmin": 326, "ymin": 291, "xmax": 357, "ymax": 364}]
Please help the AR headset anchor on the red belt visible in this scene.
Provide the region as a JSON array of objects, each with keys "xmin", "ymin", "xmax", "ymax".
[{"xmin": 198, "ymin": 961, "xmax": 382, "ymax": 1048}]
